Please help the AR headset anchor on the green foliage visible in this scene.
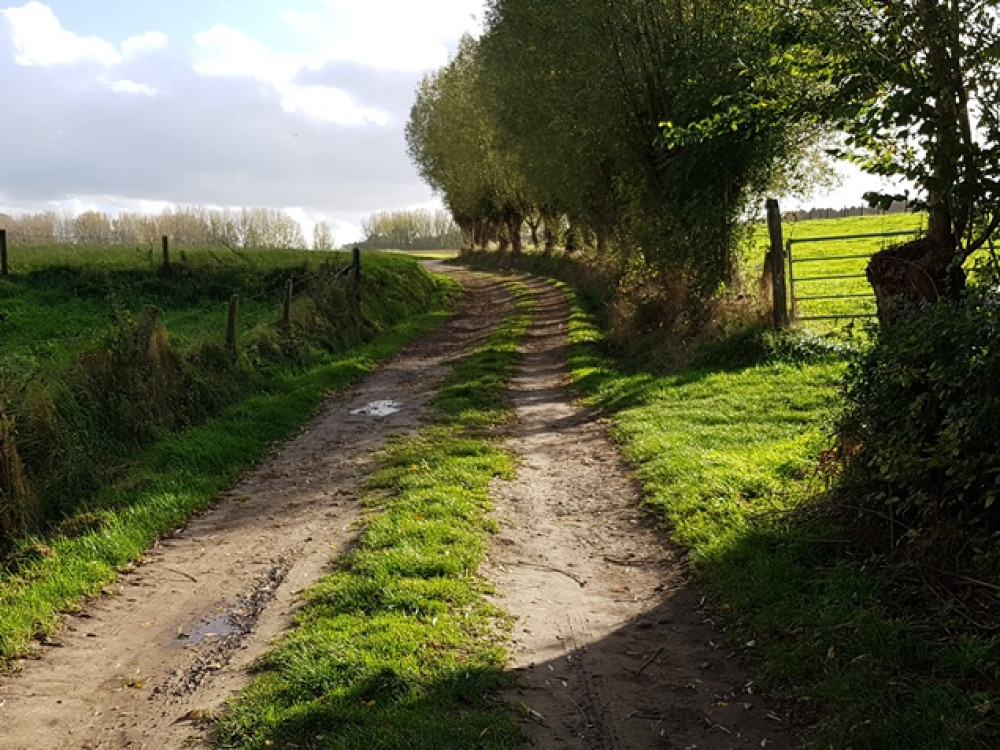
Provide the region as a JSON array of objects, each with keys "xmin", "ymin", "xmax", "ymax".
[
  {"xmin": 690, "ymin": 324, "xmax": 855, "ymax": 370},
  {"xmin": 837, "ymin": 292, "xmax": 1000, "ymax": 569},
  {"xmin": 0, "ymin": 249, "xmax": 446, "ymax": 557},
  {"xmin": 0, "ymin": 297, "xmax": 453, "ymax": 665},
  {"xmin": 359, "ymin": 208, "xmax": 462, "ymax": 251}
]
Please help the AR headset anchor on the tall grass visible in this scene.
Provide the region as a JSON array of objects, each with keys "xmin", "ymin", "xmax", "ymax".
[{"xmin": 0, "ymin": 246, "xmax": 450, "ymax": 557}]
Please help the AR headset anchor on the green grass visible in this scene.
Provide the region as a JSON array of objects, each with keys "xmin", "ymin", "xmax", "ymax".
[
  {"xmin": 214, "ymin": 280, "xmax": 532, "ymax": 750},
  {"xmin": 0, "ymin": 245, "xmax": 358, "ymax": 374},
  {"xmin": 565, "ymin": 292, "xmax": 1000, "ymax": 749},
  {"xmin": 0, "ymin": 257, "xmax": 457, "ymax": 665}
]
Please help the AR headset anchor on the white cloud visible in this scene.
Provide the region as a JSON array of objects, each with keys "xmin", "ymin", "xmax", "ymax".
[
  {"xmin": 193, "ymin": 24, "xmax": 300, "ymax": 87},
  {"xmin": 3, "ymin": 1, "xmax": 120, "ymax": 66},
  {"xmin": 0, "ymin": 1, "xmax": 483, "ymax": 241},
  {"xmin": 122, "ymin": 30, "xmax": 168, "ymax": 59},
  {"xmin": 281, "ymin": 84, "xmax": 388, "ymax": 126},
  {"xmin": 109, "ymin": 78, "xmax": 158, "ymax": 96},
  {"xmin": 283, "ymin": 0, "xmax": 483, "ymax": 72},
  {"xmin": 192, "ymin": 23, "xmax": 390, "ymax": 126}
]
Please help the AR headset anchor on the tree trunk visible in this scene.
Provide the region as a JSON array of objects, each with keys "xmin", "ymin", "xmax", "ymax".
[
  {"xmin": 507, "ymin": 212, "xmax": 524, "ymax": 256},
  {"xmin": 525, "ymin": 212, "xmax": 541, "ymax": 250},
  {"xmin": 866, "ymin": 219, "xmax": 964, "ymax": 324},
  {"xmin": 867, "ymin": 1, "xmax": 971, "ymax": 324},
  {"xmin": 542, "ymin": 212, "xmax": 560, "ymax": 253}
]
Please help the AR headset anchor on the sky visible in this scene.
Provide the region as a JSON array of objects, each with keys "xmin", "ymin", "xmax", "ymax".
[
  {"xmin": 0, "ymin": 1, "xmax": 886, "ymax": 246},
  {"xmin": 0, "ymin": 0, "xmax": 485, "ymax": 243}
]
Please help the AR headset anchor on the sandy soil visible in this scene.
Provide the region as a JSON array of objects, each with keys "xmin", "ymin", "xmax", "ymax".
[
  {"xmin": 0, "ymin": 267, "xmax": 513, "ymax": 750},
  {"xmin": 486, "ymin": 278, "xmax": 796, "ymax": 749}
]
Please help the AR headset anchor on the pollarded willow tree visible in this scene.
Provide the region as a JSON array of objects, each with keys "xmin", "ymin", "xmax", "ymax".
[
  {"xmin": 819, "ymin": 0, "xmax": 1000, "ymax": 317},
  {"xmin": 477, "ymin": 0, "xmax": 821, "ymax": 296},
  {"xmin": 405, "ymin": 36, "xmax": 531, "ymax": 254}
]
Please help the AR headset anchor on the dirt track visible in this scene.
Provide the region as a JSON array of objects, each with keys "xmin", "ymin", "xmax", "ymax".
[
  {"xmin": 0, "ymin": 267, "xmax": 795, "ymax": 749},
  {"xmin": 487, "ymin": 278, "xmax": 794, "ymax": 749},
  {"xmin": 0, "ymin": 267, "xmax": 513, "ymax": 749}
]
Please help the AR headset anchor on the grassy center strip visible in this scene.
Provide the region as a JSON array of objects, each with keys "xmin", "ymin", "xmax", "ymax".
[
  {"xmin": 563, "ymin": 290, "xmax": 1000, "ymax": 748},
  {"xmin": 215, "ymin": 280, "xmax": 532, "ymax": 750}
]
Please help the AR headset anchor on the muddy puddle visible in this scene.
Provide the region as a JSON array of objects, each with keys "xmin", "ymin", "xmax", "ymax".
[{"xmin": 350, "ymin": 399, "xmax": 402, "ymax": 417}]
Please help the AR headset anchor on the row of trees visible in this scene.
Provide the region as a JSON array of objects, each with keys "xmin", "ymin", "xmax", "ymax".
[
  {"xmin": 358, "ymin": 208, "xmax": 462, "ymax": 250},
  {"xmin": 406, "ymin": 1, "xmax": 1000, "ymax": 314},
  {"xmin": 0, "ymin": 207, "xmax": 337, "ymax": 251}
]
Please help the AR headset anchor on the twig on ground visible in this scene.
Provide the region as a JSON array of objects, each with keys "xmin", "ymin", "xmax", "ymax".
[
  {"xmin": 162, "ymin": 566, "xmax": 198, "ymax": 583},
  {"xmin": 636, "ymin": 647, "xmax": 665, "ymax": 676}
]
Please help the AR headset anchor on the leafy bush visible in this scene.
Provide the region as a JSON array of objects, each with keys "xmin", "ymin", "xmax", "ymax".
[
  {"xmin": 837, "ymin": 292, "xmax": 1000, "ymax": 569},
  {"xmin": 691, "ymin": 323, "xmax": 856, "ymax": 370}
]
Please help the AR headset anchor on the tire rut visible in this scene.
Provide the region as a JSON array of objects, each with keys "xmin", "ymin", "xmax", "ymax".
[{"xmin": 487, "ymin": 277, "xmax": 797, "ymax": 749}]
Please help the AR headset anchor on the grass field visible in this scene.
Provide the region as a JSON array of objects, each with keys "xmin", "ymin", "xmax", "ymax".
[
  {"xmin": 0, "ymin": 244, "xmax": 358, "ymax": 374},
  {"xmin": 563, "ymin": 274, "xmax": 1000, "ymax": 748},
  {"xmin": 0, "ymin": 244, "xmax": 456, "ymax": 662},
  {"xmin": 752, "ymin": 213, "xmax": 926, "ymax": 323}
]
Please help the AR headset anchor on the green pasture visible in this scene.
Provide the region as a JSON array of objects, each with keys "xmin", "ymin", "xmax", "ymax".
[
  {"xmin": 752, "ymin": 213, "xmax": 926, "ymax": 323},
  {"xmin": 0, "ymin": 244, "xmax": 356, "ymax": 374}
]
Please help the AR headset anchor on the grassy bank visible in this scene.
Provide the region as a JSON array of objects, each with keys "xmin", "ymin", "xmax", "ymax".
[
  {"xmin": 0, "ymin": 253, "xmax": 455, "ymax": 665},
  {"xmin": 564, "ymin": 295, "xmax": 999, "ymax": 748},
  {"xmin": 214, "ymin": 280, "xmax": 531, "ymax": 749}
]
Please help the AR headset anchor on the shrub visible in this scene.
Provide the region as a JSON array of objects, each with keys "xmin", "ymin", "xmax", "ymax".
[{"xmin": 836, "ymin": 292, "xmax": 1000, "ymax": 570}]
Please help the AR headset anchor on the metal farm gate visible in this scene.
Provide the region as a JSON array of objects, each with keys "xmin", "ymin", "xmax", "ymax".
[{"xmin": 786, "ymin": 229, "xmax": 922, "ymax": 322}]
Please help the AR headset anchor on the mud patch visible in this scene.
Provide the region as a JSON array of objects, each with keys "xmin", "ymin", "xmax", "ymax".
[{"xmin": 155, "ymin": 561, "xmax": 290, "ymax": 699}]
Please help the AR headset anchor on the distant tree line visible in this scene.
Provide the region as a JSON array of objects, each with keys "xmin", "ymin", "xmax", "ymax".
[
  {"xmin": 0, "ymin": 206, "xmax": 336, "ymax": 250},
  {"xmin": 786, "ymin": 202, "xmax": 909, "ymax": 222},
  {"xmin": 357, "ymin": 209, "xmax": 462, "ymax": 250}
]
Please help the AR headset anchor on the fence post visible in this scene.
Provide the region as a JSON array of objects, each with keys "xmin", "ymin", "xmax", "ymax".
[
  {"xmin": 1, "ymin": 229, "xmax": 7, "ymax": 278},
  {"xmin": 226, "ymin": 294, "xmax": 240, "ymax": 356},
  {"xmin": 352, "ymin": 247, "xmax": 361, "ymax": 284},
  {"xmin": 766, "ymin": 199, "xmax": 789, "ymax": 329},
  {"xmin": 281, "ymin": 279, "xmax": 293, "ymax": 329},
  {"xmin": 161, "ymin": 236, "xmax": 170, "ymax": 272}
]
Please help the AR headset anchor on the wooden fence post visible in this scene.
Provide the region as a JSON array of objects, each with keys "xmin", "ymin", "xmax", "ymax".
[
  {"xmin": 281, "ymin": 279, "xmax": 293, "ymax": 329},
  {"xmin": 161, "ymin": 236, "xmax": 170, "ymax": 272},
  {"xmin": 226, "ymin": 294, "xmax": 240, "ymax": 356},
  {"xmin": 1, "ymin": 229, "xmax": 8, "ymax": 278},
  {"xmin": 766, "ymin": 199, "xmax": 789, "ymax": 329},
  {"xmin": 352, "ymin": 247, "xmax": 361, "ymax": 284}
]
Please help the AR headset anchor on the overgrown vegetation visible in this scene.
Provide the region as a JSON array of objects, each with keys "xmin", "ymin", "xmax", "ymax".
[
  {"xmin": 837, "ymin": 284, "xmax": 1000, "ymax": 575},
  {"xmin": 215, "ymin": 281, "xmax": 531, "ymax": 749},
  {"xmin": 0, "ymin": 247, "xmax": 453, "ymax": 660},
  {"xmin": 563, "ymin": 285, "xmax": 1000, "ymax": 749}
]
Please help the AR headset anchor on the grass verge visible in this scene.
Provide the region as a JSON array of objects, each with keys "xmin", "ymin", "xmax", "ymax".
[
  {"xmin": 564, "ymin": 292, "xmax": 1000, "ymax": 749},
  {"xmin": 214, "ymin": 280, "xmax": 532, "ymax": 749},
  {"xmin": 0, "ymin": 284, "xmax": 457, "ymax": 665}
]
